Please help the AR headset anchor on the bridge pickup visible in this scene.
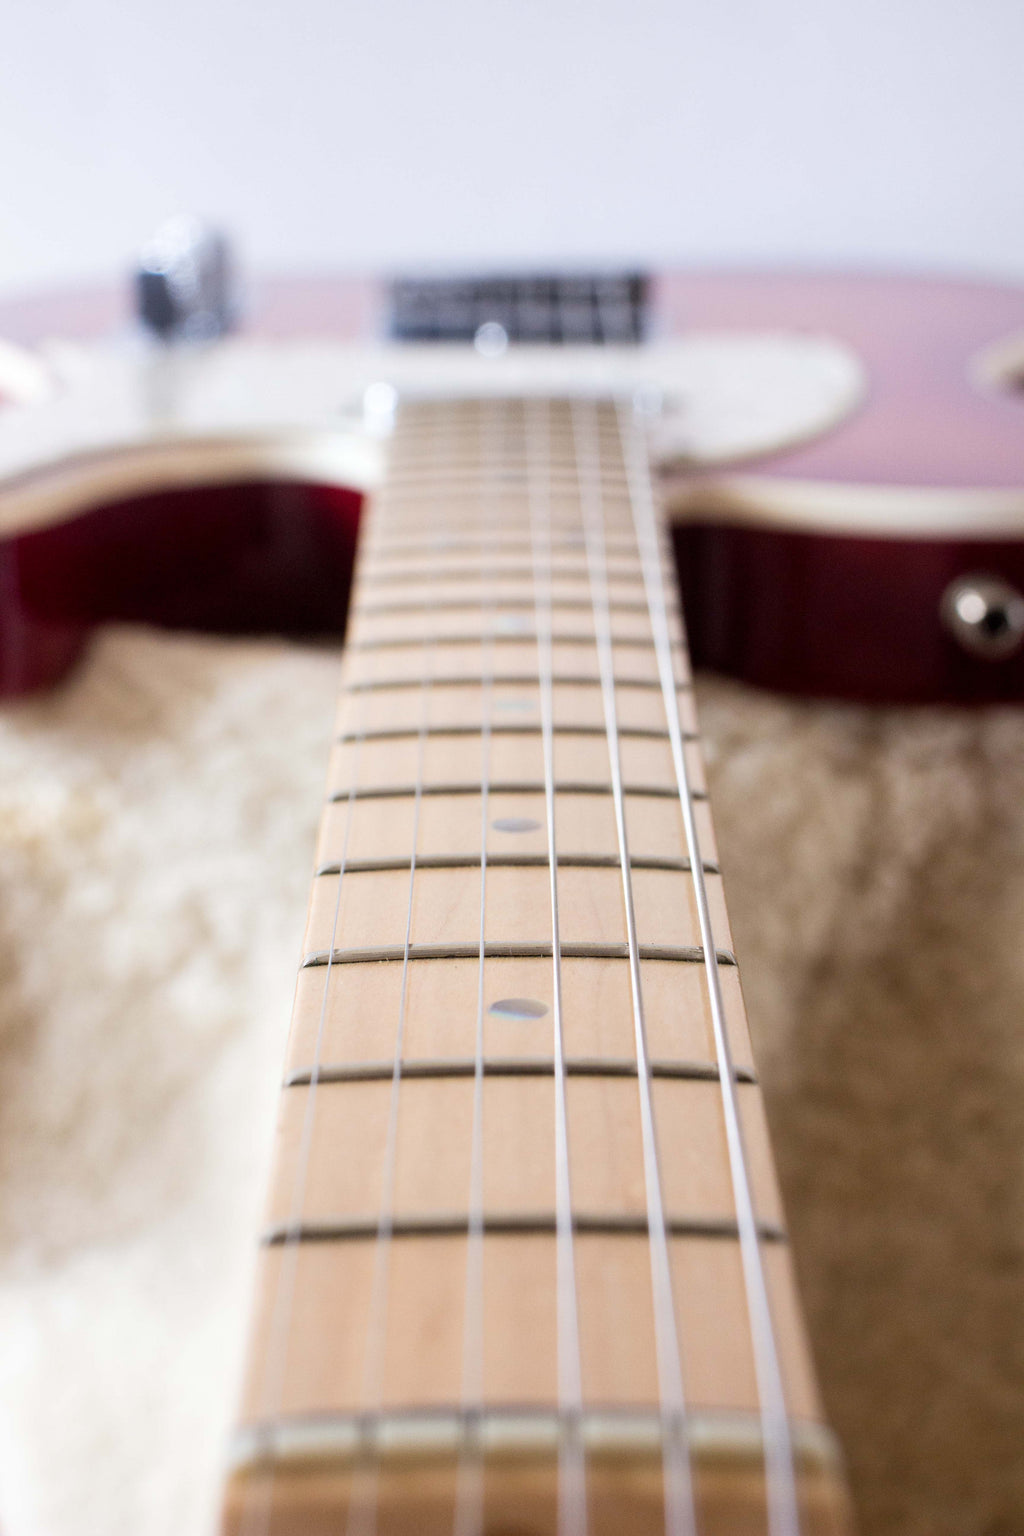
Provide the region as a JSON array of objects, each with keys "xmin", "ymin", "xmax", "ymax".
[{"xmin": 388, "ymin": 271, "xmax": 649, "ymax": 345}]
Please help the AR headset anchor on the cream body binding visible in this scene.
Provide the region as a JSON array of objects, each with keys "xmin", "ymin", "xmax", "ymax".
[{"xmin": 216, "ymin": 394, "xmax": 852, "ymax": 1535}]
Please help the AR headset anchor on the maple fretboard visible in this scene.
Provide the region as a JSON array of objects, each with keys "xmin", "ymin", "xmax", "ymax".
[{"xmin": 222, "ymin": 396, "xmax": 850, "ymax": 1536}]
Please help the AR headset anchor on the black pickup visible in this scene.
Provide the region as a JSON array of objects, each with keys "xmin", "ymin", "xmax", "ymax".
[{"xmin": 388, "ymin": 272, "xmax": 648, "ymax": 345}]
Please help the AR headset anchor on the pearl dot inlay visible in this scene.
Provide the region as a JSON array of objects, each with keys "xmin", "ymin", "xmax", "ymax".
[{"xmin": 489, "ymin": 998, "xmax": 549, "ymax": 1021}]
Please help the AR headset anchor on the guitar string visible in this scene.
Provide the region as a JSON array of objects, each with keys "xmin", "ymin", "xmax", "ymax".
[
  {"xmin": 346, "ymin": 399, "xmax": 448, "ymax": 1536},
  {"xmin": 526, "ymin": 396, "xmax": 588, "ymax": 1536},
  {"xmin": 240, "ymin": 487, "xmax": 383, "ymax": 1536},
  {"xmin": 453, "ymin": 396, "xmax": 501, "ymax": 1536},
  {"xmin": 618, "ymin": 399, "xmax": 802, "ymax": 1536},
  {"xmin": 572, "ymin": 396, "xmax": 697, "ymax": 1536}
]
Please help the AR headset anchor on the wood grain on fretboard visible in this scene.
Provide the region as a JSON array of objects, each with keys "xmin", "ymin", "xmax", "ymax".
[{"xmin": 223, "ymin": 399, "xmax": 851, "ymax": 1535}]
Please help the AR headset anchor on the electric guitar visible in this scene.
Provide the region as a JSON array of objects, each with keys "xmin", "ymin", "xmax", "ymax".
[
  {"xmin": 3, "ymin": 263, "xmax": 1024, "ymax": 702},
  {"xmin": 2, "ymin": 253, "xmax": 1023, "ymax": 1536}
]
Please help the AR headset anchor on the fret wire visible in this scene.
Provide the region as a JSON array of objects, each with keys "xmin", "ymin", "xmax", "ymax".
[
  {"xmin": 363, "ymin": 582, "xmax": 641, "ymax": 604},
  {"xmin": 375, "ymin": 490, "xmax": 630, "ymax": 509},
  {"xmin": 264, "ymin": 1216, "xmax": 787, "ymax": 1245},
  {"xmin": 328, "ymin": 782, "xmax": 708, "ymax": 804},
  {"xmin": 355, "ymin": 595, "xmax": 651, "ymax": 616},
  {"xmin": 363, "ymin": 533, "xmax": 618, "ymax": 549},
  {"xmin": 620, "ymin": 400, "xmax": 802, "ymax": 1536},
  {"xmin": 284, "ymin": 1058, "xmax": 758, "ymax": 1087},
  {"xmin": 527, "ymin": 398, "xmax": 587, "ymax": 1536},
  {"xmin": 574, "ymin": 398, "xmax": 697, "ymax": 1536},
  {"xmin": 343, "ymin": 672, "xmax": 684, "ymax": 691},
  {"xmin": 360, "ymin": 535, "xmax": 640, "ymax": 561},
  {"xmin": 363, "ymin": 558, "xmax": 645, "ymax": 584},
  {"xmin": 302, "ymin": 941, "xmax": 738, "ymax": 967},
  {"xmin": 366, "ymin": 503, "xmax": 630, "ymax": 521},
  {"xmin": 314, "ymin": 855, "xmax": 718, "ymax": 876},
  {"xmin": 337, "ymin": 723, "xmax": 683, "ymax": 742},
  {"xmin": 347, "ymin": 632, "xmax": 665, "ymax": 652},
  {"xmin": 379, "ymin": 464, "xmax": 629, "ymax": 480}
]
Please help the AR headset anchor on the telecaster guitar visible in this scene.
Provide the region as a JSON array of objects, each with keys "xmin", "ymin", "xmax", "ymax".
[
  {"xmin": 1, "ymin": 267, "xmax": 1023, "ymax": 702},
  {"xmin": 5, "ymin": 270, "xmax": 1024, "ymax": 703},
  {"xmin": 2, "ymin": 262, "xmax": 1023, "ymax": 1535}
]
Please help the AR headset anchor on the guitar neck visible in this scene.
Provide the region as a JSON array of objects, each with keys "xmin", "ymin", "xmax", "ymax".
[{"xmin": 223, "ymin": 396, "xmax": 851, "ymax": 1536}]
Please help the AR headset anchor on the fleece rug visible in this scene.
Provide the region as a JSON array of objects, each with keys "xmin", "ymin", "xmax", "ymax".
[{"xmin": 0, "ymin": 626, "xmax": 1022, "ymax": 1536}]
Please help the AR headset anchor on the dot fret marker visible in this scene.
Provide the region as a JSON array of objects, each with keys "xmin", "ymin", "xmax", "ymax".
[{"xmin": 489, "ymin": 997, "xmax": 549, "ymax": 1020}]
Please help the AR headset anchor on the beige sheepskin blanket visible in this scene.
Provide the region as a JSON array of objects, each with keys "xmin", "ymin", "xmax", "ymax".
[{"xmin": 1, "ymin": 626, "xmax": 1022, "ymax": 1536}]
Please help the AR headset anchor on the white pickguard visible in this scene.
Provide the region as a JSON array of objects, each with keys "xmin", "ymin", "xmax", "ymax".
[{"xmin": 0, "ymin": 331, "xmax": 864, "ymax": 534}]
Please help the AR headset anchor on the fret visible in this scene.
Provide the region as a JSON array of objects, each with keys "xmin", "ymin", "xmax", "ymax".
[
  {"xmin": 386, "ymin": 429, "xmax": 625, "ymax": 458},
  {"xmin": 377, "ymin": 470, "xmax": 632, "ymax": 496},
  {"xmin": 326, "ymin": 732, "xmax": 706, "ymax": 796},
  {"xmin": 363, "ymin": 556, "xmax": 647, "ymax": 586},
  {"xmin": 340, "ymin": 638, "xmax": 686, "ymax": 682},
  {"xmin": 360, "ymin": 537, "xmax": 644, "ymax": 568},
  {"xmin": 354, "ymin": 593, "xmax": 652, "ymax": 617},
  {"xmin": 315, "ymin": 854, "xmax": 717, "ymax": 875},
  {"xmin": 348, "ymin": 596, "xmax": 656, "ymax": 623},
  {"xmin": 381, "ymin": 450, "xmax": 631, "ymax": 474},
  {"xmin": 364, "ymin": 535, "xmax": 643, "ymax": 567},
  {"xmin": 346, "ymin": 623, "xmax": 665, "ymax": 649},
  {"xmin": 343, "ymin": 657, "xmax": 689, "ymax": 697},
  {"xmin": 336, "ymin": 722, "xmax": 690, "ymax": 741},
  {"xmin": 380, "ymin": 454, "xmax": 633, "ymax": 481},
  {"xmin": 376, "ymin": 468, "xmax": 630, "ymax": 492},
  {"xmin": 236, "ymin": 1238, "xmax": 820, "ymax": 1419},
  {"xmin": 346, "ymin": 630, "xmax": 669, "ymax": 656},
  {"xmin": 382, "ymin": 435, "xmax": 627, "ymax": 460},
  {"xmin": 340, "ymin": 671, "xmax": 675, "ymax": 689},
  {"xmin": 301, "ymin": 942, "xmax": 737, "ymax": 968},
  {"xmin": 334, "ymin": 680, "xmax": 699, "ymax": 735},
  {"xmin": 354, "ymin": 575, "xmax": 650, "ymax": 606},
  {"xmin": 317, "ymin": 789, "xmax": 717, "ymax": 868},
  {"xmin": 323, "ymin": 761, "xmax": 709, "ymax": 798},
  {"xmin": 263, "ymin": 1217, "xmax": 786, "ymax": 1244},
  {"xmin": 341, "ymin": 679, "xmax": 698, "ymax": 736},
  {"xmin": 223, "ymin": 396, "xmax": 851, "ymax": 1536},
  {"xmin": 369, "ymin": 516, "xmax": 636, "ymax": 543},
  {"xmin": 323, "ymin": 782, "xmax": 709, "ymax": 802},
  {"xmin": 284, "ymin": 1059, "xmax": 758, "ymax": 1087},
  {"xmin": 284, "ymin": 955, "xmax": 754, "ymax": 1079},
  {"xmin": 319, "ymin": 796, "xmax": 716, "ymax": 858},
  {"xmin": 302, "ymin": 862, "xmax": 732, "ymax": 954},
  {"xmin": 258, "ymin": 1073, "xmax": 782, "ymax": 1234}
]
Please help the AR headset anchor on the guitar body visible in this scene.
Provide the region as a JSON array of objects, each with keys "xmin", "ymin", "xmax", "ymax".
[
  {"xmin": 2, "ymin": 269, "xmax": 1023, "ymax": 702},
  {"xmin": 662, "ymin": 271, "xmax": 1024, "ymax": 700},
  {"xmin": 2, "ymin": 269, "xmax": 1024, "ymax": 1536}
]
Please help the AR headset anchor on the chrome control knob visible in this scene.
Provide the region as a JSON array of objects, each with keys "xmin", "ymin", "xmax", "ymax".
[
  {"xmin": 135, "ymin": 217, "xmax": 234, "ymax": 341},
  {"xmin": 940, "ymin": 573, "xmax": 1024, "ymax": 660}
]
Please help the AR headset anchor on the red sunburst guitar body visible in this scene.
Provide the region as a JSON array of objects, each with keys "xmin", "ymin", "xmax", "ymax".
[{"xmin": 0, "ymin": 268, "xmax": 1022, "ymax": 701}]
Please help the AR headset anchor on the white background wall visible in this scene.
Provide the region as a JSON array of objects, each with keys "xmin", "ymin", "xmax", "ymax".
[{"xmin": 1, "ymin": 0, "xmax": 1023, "ymax": 297}]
